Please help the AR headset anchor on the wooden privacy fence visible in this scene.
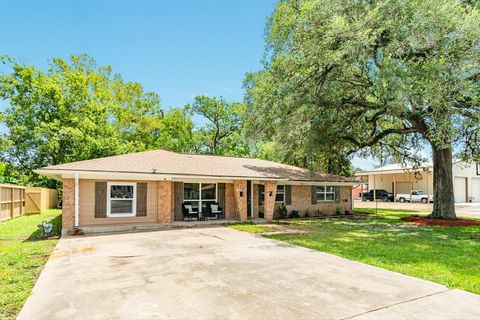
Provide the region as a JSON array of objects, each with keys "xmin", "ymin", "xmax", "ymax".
[
  {"xmin": 0, "ymin": 185, "xmax": 59, "ymax": 222},
  {"xmin": 25, "ymin": 187, "xmax": 58, "ymax": 215},
  {"xmin": 0, "ymin": 183, "xmax": 26, "ymax": 222}
]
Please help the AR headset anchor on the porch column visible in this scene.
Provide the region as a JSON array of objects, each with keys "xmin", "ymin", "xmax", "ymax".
[
  {"xmin": 233, "ymin": 180, "xmax": 248, "ymax": 221},
  {"xmin": 74, "ymin": 173, "xmax": 79, "ymax": 228},
  {"xmin": 62, "ymin": 178, "xmax": 75, "ymax": 230},
  {"xmin": 263, "ymin": 181, "xmax": 278, "ymax": 221},
  {"xmin": 158, "ymin": 181, "xmax": 174, "ymax": 224}
]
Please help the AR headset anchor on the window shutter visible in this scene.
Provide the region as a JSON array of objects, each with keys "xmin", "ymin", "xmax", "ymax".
[
  {"xmin": 335, "ymin": 186, "xmax": 341, "ymax": 203},
  {"xmin": 311, "ymin": 186, "xmax": 317, "ymax": 204},
  {"xmin": 95, "ymin": 182, "xmax": 107, "ymax": 218},
  {"xmin": 218, "ymin": 183, "xmax": 226, "ymax": 211},
  {"xmin": 136, "ymin": 183, "xmax": 147, "ymax": 217},
  {"xmin": 173, "ymin": 182, "xmax": 184, "ymax": 221},
  {"xmin": 285, "ymin": 185, "xmax": 292, "ymax": 205},
  {"xmin": 259, "ymin": 184, "xmax": 264, "ymax": 204}
]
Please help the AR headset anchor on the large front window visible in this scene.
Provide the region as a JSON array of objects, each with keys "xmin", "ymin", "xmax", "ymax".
[
  {"xmin": 183, "ymin": 183, "xmax": 217, "ymax": 213},
  {"xmin": 316, "ymin": 186, "xmax": 335, "ymax": 202},
  {"xmin": 107, "ymin": 182, "xmax": 136, "ymax": 217}
]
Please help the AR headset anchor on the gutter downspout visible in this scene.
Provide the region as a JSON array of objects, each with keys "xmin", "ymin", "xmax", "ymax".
[{"xmin": 74, "ymin": 173, "xmax": 79, "ymax": 228}]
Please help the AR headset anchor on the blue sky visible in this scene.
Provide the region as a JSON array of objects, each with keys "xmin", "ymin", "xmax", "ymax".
[
  {"xmin": 0, "ymin": 0, "xmax": 385, "ymax": 169},
  {"xmin": 0, "ymin": 0, "xmax": 273, "ymax": 108}
]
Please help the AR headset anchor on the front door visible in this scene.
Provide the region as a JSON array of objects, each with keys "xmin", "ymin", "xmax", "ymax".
[{"xmin": 247, "ymin": 180, "xmax": 252, "ymax": 218}]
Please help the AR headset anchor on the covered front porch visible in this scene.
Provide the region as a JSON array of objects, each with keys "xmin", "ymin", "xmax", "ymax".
[{"xmin": 173, "ymin": 180, "xmax": 279, "ymax": 222}]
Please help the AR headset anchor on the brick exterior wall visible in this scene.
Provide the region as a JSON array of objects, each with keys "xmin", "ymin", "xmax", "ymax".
[
  {"xmin": 225, "ymin": 183, "xmax": 236, "ymax": 219},
  {"xmin": 67, "ymin": 178, "xmax": 352, "ymax": 229},
  {"xmin": 253, "ymin": 184, "xmax": 259, "ymax": 219},
  {"xmin": 62, "ymin": 178, "xmax": 75, "ymax": 230},
  {"xmin": 233, "ymin": 180, "xmax": 248, "ymax": 221},
  {"xmin": 263, "ymin": 181, "xmax": 278, "ymax": 221},
  {"xmin": 157, "ymin": 181, "xmax": 174, "ymax": 224},
  {"xmin": 286, "ymin": 185, "xmax": 352, "ymax": 216}
]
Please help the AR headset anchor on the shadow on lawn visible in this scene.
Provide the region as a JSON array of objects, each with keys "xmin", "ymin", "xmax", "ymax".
[
  {"xmin": 24, "ymin": 214, "xmax": 62, "ymax": 242},
  {"xmin": 355, "ymin": 208, "xmax": 427, "ymax": 214},
  {"xmin": 280, "ymin": 213, "xmax": 479, "ymax": 245}
]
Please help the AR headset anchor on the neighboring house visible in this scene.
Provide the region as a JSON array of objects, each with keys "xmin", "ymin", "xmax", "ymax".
[
  {"xmin": 351, "ymin": 185, "xmax": 366, "ymax": 200},
  {"xmin": 35, "ymin": 149, "xmax": 356, "ymax": 234},
  {"xmin": 355, "ymin": 161, "xmax": 480, "ymax": 203}
]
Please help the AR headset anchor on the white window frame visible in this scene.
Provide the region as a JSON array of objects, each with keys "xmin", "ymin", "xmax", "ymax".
[
  {"xmin": 316, "ymin": 185, "xmax": 335, "ymax": 202},
  {"xmin": 183, "ymin": 182, "xmax": 217, "ymax": 213},
  {"xmin": 107, "ymin": 182, "xmax": 137, "ymax": 217}
]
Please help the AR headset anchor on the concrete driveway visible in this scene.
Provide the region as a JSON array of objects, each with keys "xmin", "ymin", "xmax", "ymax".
[{"xmin": 19, "ymin": 227, "xmax": 480, "ymax": 320}]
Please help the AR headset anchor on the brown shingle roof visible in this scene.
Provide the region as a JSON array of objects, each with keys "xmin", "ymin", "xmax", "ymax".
[{"xmin": 38, "ymin": 149, "xmax": 355, "ymax": 182}]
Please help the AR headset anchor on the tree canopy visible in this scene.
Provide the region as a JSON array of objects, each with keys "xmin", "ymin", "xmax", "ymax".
[
  {"xmin": 186, "ymin": 95, "xmax": 253, "ymax": 156},
  {"xmin": 0, "ymin": 55, "xmax": 254, "ymax": 187},
  {"xmin": 244, "ymin": 0, "xmax": 480, "ymax": 218}
]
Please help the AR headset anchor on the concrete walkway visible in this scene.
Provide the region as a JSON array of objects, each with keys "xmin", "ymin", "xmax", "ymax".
[{"xmin": 19, "ymin": 227, "xmax": 480, "ymax": 320}]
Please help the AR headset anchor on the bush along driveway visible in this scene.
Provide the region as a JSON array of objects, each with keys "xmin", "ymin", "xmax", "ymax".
[
  {"xmin": 256, "ymin": 209, "xmax": 480, "ymax": 295},
  {"xmin": 0, "ymin": 209, "xmax": 61, "ymax": 319}
]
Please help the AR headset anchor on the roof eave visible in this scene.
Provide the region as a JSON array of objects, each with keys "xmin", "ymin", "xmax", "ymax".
[
  {"xmin": 34, "ymin": 169, "xmax": 289, "ymax": 182},
  {"xmin": 35, "ymin": 169, "xmax": 355, "ymax": 184}
]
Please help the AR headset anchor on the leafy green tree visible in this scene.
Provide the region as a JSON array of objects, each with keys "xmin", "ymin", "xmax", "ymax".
[
  {"xmin": 186, "ymin": 96, "xmax": 251, "ymax": 155},
  {"xmin": 157, "ymin": 108, "xmax": 196, "ymax": 153},
  {"xmin": 245, "ymin": 0, "xmax": 480, "ymax": 219},
  {"xmin": 0, "ymin": 54, "xmax": 164, "ymax": 187}
]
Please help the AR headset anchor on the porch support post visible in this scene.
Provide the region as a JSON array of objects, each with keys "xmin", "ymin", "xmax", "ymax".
[
  {"xmin": 233, "ymin": 180, "xmax": 248, "ymax": 221},
  {"xmin": 158, "ymin": 181, "xmax": 174, "ymax": 224},
  {"xmin": 74, "ymin": 173, "xmax": 79, "ymax": 228},
  {"xmin": 263, "ymin": 181, "xmax": 278, "ymax": 221}
]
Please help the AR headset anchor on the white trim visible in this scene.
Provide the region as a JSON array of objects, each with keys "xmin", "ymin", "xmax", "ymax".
[
  {"xmin": 106, "ymin": 182, "xmax": 137, "ymax": 217},
  {"xmin": 74, "ymin": 173, "xmax": 79, "ymax": 228},
  {"xmin": 35, "ymin": 169, "xmax": 356, "ymax": 185},
  {"xmin": 262, "ymin": 181, "xmax": 357, "ymax": 186},
  {"xmin": 34, "ymin": 169, "xmax": 288, "ymax": 182},
  {"xmin": 315, "ymin": 185, "xmax": 336, "ymax": 202}
]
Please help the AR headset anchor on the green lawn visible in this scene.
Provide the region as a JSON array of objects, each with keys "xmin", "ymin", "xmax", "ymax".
[
  {"xmin": 0, "ymin": 210, "xmax": 62, "ymax": 320},
  {"xmin": 252, "ymin": 209, "xmax": 480, "ymax": 294}
]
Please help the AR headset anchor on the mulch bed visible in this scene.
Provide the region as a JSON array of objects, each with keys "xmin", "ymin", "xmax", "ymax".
[{"xmin": 402, "ymin": 216, "xmax": 480, "ymax": 227}]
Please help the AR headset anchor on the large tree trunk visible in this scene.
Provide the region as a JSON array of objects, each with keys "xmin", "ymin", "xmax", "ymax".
[{"xmin": 430, "ymin": 145, "xmax": 456, "ymax": 219}]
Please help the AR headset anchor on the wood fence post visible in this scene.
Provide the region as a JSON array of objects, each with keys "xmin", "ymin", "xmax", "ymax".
[
  {"xmin": 20, "ymin": 189, "xmax": 24, "ymax": 216},
  {"xmin": 10, "ymin": 187, "xmax": 14, "ymax": 218}
]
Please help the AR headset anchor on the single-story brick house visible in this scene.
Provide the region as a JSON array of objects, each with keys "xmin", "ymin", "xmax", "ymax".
[{"xmin": 35, "ymin": 149, "xmax": 356, "ymax": 234}]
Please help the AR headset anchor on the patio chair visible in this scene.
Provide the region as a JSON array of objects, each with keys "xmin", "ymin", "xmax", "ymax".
[
  {"xmin": 182, "ymin": 204, "xmax": 199, "ymax": 221},
  {"xmin": 205, "ymin": 203, "xmax": 224, "ymax": 220}
]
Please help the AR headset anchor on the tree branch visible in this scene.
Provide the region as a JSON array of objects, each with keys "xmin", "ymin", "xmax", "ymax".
[{"xmin": 341, "ymin": 127, "xmax": 418, "ymax": 150}]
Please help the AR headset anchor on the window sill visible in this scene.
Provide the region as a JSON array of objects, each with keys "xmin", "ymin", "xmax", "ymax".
[{"xmin": 106, "ymin": 213, "xmax": 136, "ymax": 218}]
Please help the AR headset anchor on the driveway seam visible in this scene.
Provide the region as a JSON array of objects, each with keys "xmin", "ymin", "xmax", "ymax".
[{"xmin": 340, "ymin": 289, "xmax": 452, "ymax": 320}]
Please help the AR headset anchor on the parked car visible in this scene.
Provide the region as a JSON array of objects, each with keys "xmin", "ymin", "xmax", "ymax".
[
  {"xmin": 396, "ymin": 190, "xmax": 434, "ymax": 203},
  {"xmin": 362, "ymin": 189, "xmax": 394, "ymax": 202}
]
